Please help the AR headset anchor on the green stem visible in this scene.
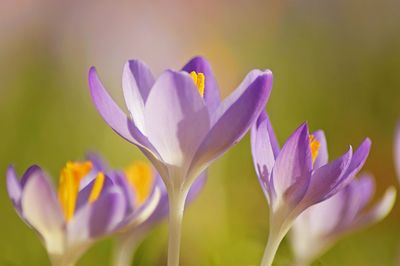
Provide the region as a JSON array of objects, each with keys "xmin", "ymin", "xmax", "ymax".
[{"xmin": 167, "ymin": 187, "xmax": 188, "ymax": 266}]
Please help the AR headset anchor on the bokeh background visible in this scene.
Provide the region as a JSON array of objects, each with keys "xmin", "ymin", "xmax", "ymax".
[{"xmin": 1, "ymin": 0, "xmax": 400, "ymax": 265}]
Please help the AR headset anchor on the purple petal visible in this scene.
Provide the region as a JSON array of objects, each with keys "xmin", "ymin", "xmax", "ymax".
[
  {"xmin": 88, "ymin": 67, "xmax": 159, "ymax": 158},
  {"xmin": 312, "ymin": 130, "xmax": 328, "ymax": 169},
  {"xmin": 190, "ymin": 71, "xmax": 273, "ymax": 177},
  {"xmin": 271, "ymin": 123, "xmax": 313, "ymax": 206},
  {"xmin": 21, "ymin": 170, "xmax": 64, "ymax": 241},
  {"xmin": 354, "ymin": 186, "xmax": 396, "ymax": 228},
  {"xmin": 395, "ymin": 121, "xmax": 400, "ymax": 181},
  {"xmin": 72, "ymin": 187, "xmax": 127, "ymax": 239},
  {"xmin": 298, "ymin": 147, "xmax": 353, "ymax": 209},
  {"xmin": 123, "ymin": 60, "xmax": 155, "ymax": 132},
  {"xmin": 6, "ymin": 166, "xmax": 22, "ymax": 210},
  {"xmin": 341, "ymin": 138, "xmax": 371, "ymax": 181},
  {"xmin": 75, "ymin": 175, "xmax": 114, "ymax": 212},
  {"xmin": 251, "ymin": 112, "xmax": 277, "ymax": 202},
  {"xmin": 186, "ymin": 171, "xmax": 207, "ymax": 203},
  {"xmin": 352, "ymin": 174, "xmax": 375, "ymax": 211},
  {"xmin": 85, "ymin": 152, "xmax": 109, "ymax": 172},
  {"xmin": 182, "ymin": 56, "xmax": 220, "ymax": 113},
  {"xmin": 143, "ymin": 70, "xmax": 210, "ymax": 170}
]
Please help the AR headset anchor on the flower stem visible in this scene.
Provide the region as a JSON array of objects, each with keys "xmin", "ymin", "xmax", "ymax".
[
  {"xmin": 167, "ymin": 187, "xmax": 188, "ymax": 266},
  {"xmin": 112, "ymin": 232, "xmax": 144, "ymax": 266},
  {"xmin": 260, "ymin": 229, "xmax": 285, "ymax": 266}
]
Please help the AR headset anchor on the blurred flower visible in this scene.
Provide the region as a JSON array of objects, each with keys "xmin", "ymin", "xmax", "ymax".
[
  {"xmin": 290, "ymin": 174, "xmax": 396, "ymax": 266},
  {"xmin": 251, "ymin": 112, "xmax": 371, "ymax": 266},
  {"xmin": 88, "ymin": 56, "xmax": 272, "ymax": 265},
  {"xmin": 394, "ymin": 122, "xmax": 400, "ymax": 181},
  {"xmin": 6, "ymin": 159, "xmax": 129, "ymax": 266}
]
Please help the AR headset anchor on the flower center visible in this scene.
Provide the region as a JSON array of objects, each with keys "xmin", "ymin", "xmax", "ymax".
[
  {"xmin": 309, "ymin": 134, "xmax": 320, "ymax": 164},
  {"xmin": 189, "ymin": 71, "xmax": 205, "ymax": 97},
  {"xmin": 124, "ymin": 161, "xmax": 155, "ymax": 207},
  {"xmin": 58, "ymin": 161, "xmax": 104, "ymax": 222}
]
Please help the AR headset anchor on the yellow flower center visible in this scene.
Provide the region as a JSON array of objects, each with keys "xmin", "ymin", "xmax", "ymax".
[
  {"xmin": 309, "ymin": 134, "xmax": 320, "ymax": 164},
  {"xmin": 124, "ymin": 161, "xmax": 154, "ymax": 207},
  {"xmin": 189, "ymin": 71, "xmax": 205, "ymax": 97},
  {"xmin": 58, "ymin": 161, "xmax": 105, "ymax": 222}
]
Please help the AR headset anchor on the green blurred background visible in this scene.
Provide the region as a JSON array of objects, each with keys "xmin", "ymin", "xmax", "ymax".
[{"xmin": 1, "ymin": 0, "xmax": 400, "ymax": 265}]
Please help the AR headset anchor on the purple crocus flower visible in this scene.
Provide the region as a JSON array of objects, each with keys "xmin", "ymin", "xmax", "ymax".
[
  {"xmin": 6, "ymin": 159, "xmax": 130, "ymax": 266},
  {"xmin": 290, "ymin": 174, "xmax": 396, "ymax": 266},
  {"xmin": 251, "ymin": 112, "xmax": 371, "ymax": 266},
  {"xmin": 88, "ymin": 56, "xmax": 272, "ymax": 265}
]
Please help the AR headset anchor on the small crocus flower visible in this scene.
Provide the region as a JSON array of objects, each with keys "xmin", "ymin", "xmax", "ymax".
[
  {"xmin": 251, "ymin": 112, "xmax": 371, "ymax": 266},
  {"xmin": 6, "ymin": 159, "xmax": 130, "ymax": 266},
  {"xmin": 290, "ymin": 174, "xmax": 396, "ymax": 266},
  {"xmin": 88, "ymin": 56, "xmax": 272, "ymax": 265}
]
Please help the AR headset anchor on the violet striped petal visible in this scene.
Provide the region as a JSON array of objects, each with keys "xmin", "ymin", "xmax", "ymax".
[{"xmin": 271, "ymin": 123, "xmax": 312, "ymax": 207}]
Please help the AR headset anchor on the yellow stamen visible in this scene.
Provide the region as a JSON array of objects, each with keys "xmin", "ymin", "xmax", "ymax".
[
  {"xmin": 88, "ymin": 172, "xmax": 105, "ymax": 203},
  {"xmin": 309, "ymin": 135, "xmax": 320, "ymax": 164},
  {"xmin": 124, "ymin": 161, "xmax": 154, "ymax": 207},
  {"xmin": 58, "ymin": 161, "xmax": 93, "ymax": 221},
  {"xmin": 189, "ymin": 71, "xmax": 205, "ymax": 97}
]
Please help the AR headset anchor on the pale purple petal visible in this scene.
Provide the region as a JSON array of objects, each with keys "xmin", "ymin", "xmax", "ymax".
[
  {"xmin": 298, "ymin": 147, "xmax": 353, "ymax": 209},
  {"xmin": 312, "ymin": 130, "xmax": 328, "ymax": 169},
  {"xmin": 182, "ymin": 56, "xmax": 220, "ymax": 113},
  {"xmin": 123, "ymin": 60, "xmax": 155, "ymax": 132},
  {"xmin": 352, "ymin": 174, "xmax": 375, "ymax": 211},
  {"xmin": 68, "ymin": 187, "xmax": 127, "ymax": 245},
  {"xmin": 75, "ymin": 176, "xmax": 114, "ymax": 211},
  {"xmin": 21, "ymin": 170, "xmax": 64, "ymax": 241},
  {"xmin": 85, "ymin": 152, "xmax": 109, "ymax": 172},
  {"xmin": 271, "ymin": 123, "xmax": 313, "ymax": 206},
  {"xmin": 88, "ymin": 67, "xmax": 159, "ymax": 159},
  {"xmin": 190, "ymin": 72, "xmax": 272, "ymax": 177},
  {"xmin": 6, "ymin": 165, "xmax": 22, "ymax": 210},
  {"xmin": 144, "ymin": 70, "xmax": 210, "ymax": 170},
  {"xmin": 251, "ymin": 112, "xmax": 277, "ymax": 202},
  {"xmin": 353, "ymin": 186, "xmax": 396, "ymax": 229},
  {"xmin": 341, "ymin": 138, "xmax": 371, "ymax": 181}
]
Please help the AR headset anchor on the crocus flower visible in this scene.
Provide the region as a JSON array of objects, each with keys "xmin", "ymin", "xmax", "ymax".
[
  {"xmin": 84, "ymin": 154, "xmax": 206, "ymax": 266},
  {"xmin": 290, "ymin": 174, "xmax": 396, "ymax": 266},
  {"xmin": 251, "ymin": 112, "xmax": 371, "ymax": 266},
  {"xmin": 88, "ymin": 56, "xmax": 272, "ymax": 265},
  {"xmin": 6, "ymin": 159, "xmax": 131, "ymax": 266}
]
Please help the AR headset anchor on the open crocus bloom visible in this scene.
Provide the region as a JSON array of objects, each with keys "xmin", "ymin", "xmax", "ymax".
[
  {"xmin": 88, "ymin": 56, "xmax": 272, "ymax": 195},
  {"xmin": 291, "ymin": 174, "xmax": 396, "ymax": 266},
  {"xmin": 6, "ymin": 159, "xmax": 130, "ymax": 266},
  {"xmin": 251, "ymin": 112, "xmax": 371, "ymax": 266},
  {"xmin": 89, "ymin": 56, "xmax": 272, "ymax": 265}
]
